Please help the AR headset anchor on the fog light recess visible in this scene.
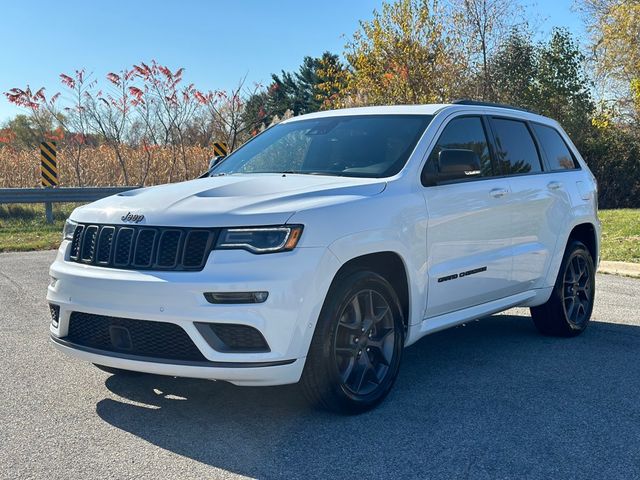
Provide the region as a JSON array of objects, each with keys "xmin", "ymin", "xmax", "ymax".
[
  {"xmin": 49, "ymin": 304, "xmax": 60, "ymax": 327},
  {"xmin": 204, "ymin": 291, "xmax": 269, "ymax": 304}
]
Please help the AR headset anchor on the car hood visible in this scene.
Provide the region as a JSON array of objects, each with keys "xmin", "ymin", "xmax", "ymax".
[{"xmin": 72, "ymin": 174, "xmax": 387, "ymax": 227}]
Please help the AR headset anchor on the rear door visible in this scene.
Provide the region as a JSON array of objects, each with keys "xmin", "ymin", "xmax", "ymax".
[
  {"xmin": 421, "ymin": 115, "xmax": 515, "ymax": 318},
  {"xmin": 487, "ymin": 117, "xmax": 572, "ymax": 290}
]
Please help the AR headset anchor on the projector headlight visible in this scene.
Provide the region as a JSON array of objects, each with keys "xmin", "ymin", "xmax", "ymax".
[
  {"xmin": 216, "ymin": 225, "xmax": 303, "ymax": 254},
  {"xmin": 62, "ymin": 219, "xmax": 78, "ymax": 241}
]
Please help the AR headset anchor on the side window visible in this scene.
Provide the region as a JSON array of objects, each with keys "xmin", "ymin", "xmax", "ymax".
[
  {"xmin": 490, "ymin": 118, "xmax": 542, "ymax": 175},
  {"xmin": 531, "ymin": 123, "xmax": 578, "ymax": 170},
  {"xmin": 425, "ymin": 116, "xmax": 494, "ymax": 178}
]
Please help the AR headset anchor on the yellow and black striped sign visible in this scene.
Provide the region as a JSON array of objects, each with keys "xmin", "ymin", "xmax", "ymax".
[
  {"xmin": 40, "ymin": 141, "xmax": 59, "ymax": 187},
  {"xmin": 213, "ymin": 141, "xmax": 228, "ymax": 157}
]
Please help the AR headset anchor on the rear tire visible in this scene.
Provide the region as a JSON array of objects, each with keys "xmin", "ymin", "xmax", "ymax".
[
  {"xmin": 530, "ymin": 240, "xmax": 595, "ymax": 337},
  {"xmin": 93, "ymin": 364, "xmax": 145, "ymax": 376},
  {"xmin": 301, "ymin": 270, "xmax": 405, "ymax": 414}
]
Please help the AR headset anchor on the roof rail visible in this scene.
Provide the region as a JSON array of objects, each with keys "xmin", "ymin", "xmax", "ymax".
[{"xmin": 451, "ymin": 99, "xmax": 537, "ymax": 114}]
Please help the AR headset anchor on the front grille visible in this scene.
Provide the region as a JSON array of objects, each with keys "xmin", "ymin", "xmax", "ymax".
[
  {"xmin": 69, "ymin": 223, "xmax": 218, "ymax": 271},
  {"xmin": 66, "ymin": 312, "xmax": 207, "ymax": 362}
]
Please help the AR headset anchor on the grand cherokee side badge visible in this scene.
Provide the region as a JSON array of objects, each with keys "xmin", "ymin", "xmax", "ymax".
[
  {"xmin": 438, "ymin": 266, "xmax": 487, "ymax": 283},
  {"xmin": 121, "ymin": 212, "xmax": 145, "ymax": 223}
]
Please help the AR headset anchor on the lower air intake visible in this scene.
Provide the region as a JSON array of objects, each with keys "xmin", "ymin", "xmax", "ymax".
[{"xmin": 65, "ymin": 312, "xmax": 207, "ymax": 362}]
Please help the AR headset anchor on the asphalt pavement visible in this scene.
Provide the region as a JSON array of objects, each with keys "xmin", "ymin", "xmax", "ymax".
[{"xmin": 1, "ymin": 250, "xmax": 639, "ymax": 479}]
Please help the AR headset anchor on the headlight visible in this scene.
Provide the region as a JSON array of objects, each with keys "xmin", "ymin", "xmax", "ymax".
[
  {"xmin": 216, "ymin": 225, "xmax": 303, "ymax": 253},
  {"xmin": 62, "ymin": 219, "xmax": 78, "ymax": 241}
]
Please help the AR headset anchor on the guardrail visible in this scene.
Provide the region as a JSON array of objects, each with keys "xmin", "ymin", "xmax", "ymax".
[{"xmin": 0, "ymin": 186, "xmax": 140, "ymax": 223}]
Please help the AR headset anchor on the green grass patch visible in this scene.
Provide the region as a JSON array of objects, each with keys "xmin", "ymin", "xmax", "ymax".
[
  {"xmin": 599, "ymin": 209, "xmax": 640, "ymax": 264},
  {"xmin": 0, "ymin": 203, "xmax": 78, "ymax": 252}
]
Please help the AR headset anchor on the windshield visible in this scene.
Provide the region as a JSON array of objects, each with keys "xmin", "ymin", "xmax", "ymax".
[{"xmin": 212, "ymin": 114, "xmax": 433, "ymax": 178}]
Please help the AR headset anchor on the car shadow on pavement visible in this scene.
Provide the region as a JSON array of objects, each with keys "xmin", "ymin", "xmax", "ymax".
[{"xmin": 96, "ymin": 314, "xmax": 640, "ymax": 479}]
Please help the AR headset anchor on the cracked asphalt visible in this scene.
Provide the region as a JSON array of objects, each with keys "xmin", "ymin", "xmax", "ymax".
[{"xmin": 1, "ymin": 250, "xmax": 639, "ymax": 479}]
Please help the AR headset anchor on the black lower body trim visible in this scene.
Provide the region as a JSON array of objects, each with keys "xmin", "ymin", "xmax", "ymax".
[{"xmin": 50, "ymin": 335, "xmax": 296, "ymax": 368}]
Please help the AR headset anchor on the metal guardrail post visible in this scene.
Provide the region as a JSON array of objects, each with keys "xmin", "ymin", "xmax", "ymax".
[{"xmin": 45, "ymin": 200, "xmax": 53, "ymax": 223}]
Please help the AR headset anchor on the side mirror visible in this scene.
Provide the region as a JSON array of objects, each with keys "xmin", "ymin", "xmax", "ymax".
[
  {"xmin": 422, "ymin": 149, "xmax": 481, "ymax": 185},
  {"xmin": 208, "ymin": 155, "xmax": 226, "ymax": 171}
]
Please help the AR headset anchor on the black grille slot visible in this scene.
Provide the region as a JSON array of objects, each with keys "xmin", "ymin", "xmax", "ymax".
[
  {"xmin": 68, "ymin": 223, "xmax": 217, "ymax": 271},
  {"xmin": 80, "ymin": 225, "xmax": 99, "ymax": 262},
  {"xmin": 69, "ymin": 225, "xmax": 84, "ymax": 259},
  {"xmin": 114, "ymin": 228, "xmax": 135, "ymax": 266},
  {"xmin": 157, "ymin": 230, "xmax": 182, "ymax": 267},
  {"xmin": 66, "ymin": 312, "xmax": 206, "ymax": 362},
  {"xmin": 133, "ymin": 229, "xmax": 156, "ymax": 267},
  {"xmin": 183, "ymin": 230, "xmax": 212, "ymax": 268},
  {"xmin": 209, "ymin": 324, "xmax": 270, "ymax": 352},
  {"xmin": 96, "ymin": 226, "xmax": 115, "ymax": 264}
]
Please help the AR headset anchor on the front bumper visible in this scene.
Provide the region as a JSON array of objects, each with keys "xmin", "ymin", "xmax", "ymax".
[{"xmin": 47, "ymin": 241, "xmax": 341, "ymax": 386}]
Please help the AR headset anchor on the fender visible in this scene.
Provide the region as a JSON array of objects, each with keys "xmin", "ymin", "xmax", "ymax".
[
  {"xmin": 542, "ymin": 209, "xmax": 601, "ymax": 288},
  {"xmin": 327, "ymin": 229, "xmax": 427, "ymax": 329}
]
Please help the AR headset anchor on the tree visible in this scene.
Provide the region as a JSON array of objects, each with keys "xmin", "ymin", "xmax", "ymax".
[
  {"xmin": 452, "ymin": 0, "xmax": 526, "ymax": 100},
  {"xmin": 129, "ymin": 61, "xmax": 201, "ymax": 181},
  {"xmin": 294, "ymin": 52, "xmax": 350, "ymax": 112},
  {"xmin": 314, "ymin": 53, "xmax": 351, "ymax": 109},
  {"xmin": 345, "ymin": 0, "xmax": 467, "ymax": 105},
  {"xmin": 85, "ymin": 69, "xmax": 135, "ymax": 184},
  {"xmin": 241, "ymin": 52, "xmax": 349, "ymax": 131},
  {"xmin": 4, "ymin": 86, "xmax": 61, "ymax": 143},
  {"xmin": 491, "ymin": 30, "xmax": 538, "ymax": 108},
  {"xmin": 52, "ymin": 70, "xmax": 94, "ymax": 185},
  {"xmin": 490, "ymin": 28, "xmax": 594, "ymax": 146},
  {"xmin": 196, "ymin": 77, "xmax": 263, "ymax": 151},
  {"xmin": 578, "ymin": 0, "xmax": 640, "ymax": 119},
  {"xmin": 267, "ymin": 52, "xmax": 349, "ymax": 117},
  {"xmin": 241, "ymin": 90, "xmax": 269, "ymax": 136},
  {"xmin": 535, "ymin": 28, "xmax": 594, "ymax": 145},
  {"xmin": 4, "ymin": 114, "xmax": 49, "ymax": 149}
]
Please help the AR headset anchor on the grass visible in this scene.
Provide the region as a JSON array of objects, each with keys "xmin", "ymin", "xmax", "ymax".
[
  {"xmin": 0, "ymin": 203, "xmax": 78, "ymax": 252},
  {"xmin": 1, "ymin": 204, "xmax": 639, "ymax": 263},
  {"xmin": 599, "ymin": 209, "xmax": 640, "ymax": 264}
]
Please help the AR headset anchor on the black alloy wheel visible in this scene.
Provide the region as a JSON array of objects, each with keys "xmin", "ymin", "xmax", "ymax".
[{"xmin": 301, "ymin": 270, "xmax": 404, "ymax": 414}]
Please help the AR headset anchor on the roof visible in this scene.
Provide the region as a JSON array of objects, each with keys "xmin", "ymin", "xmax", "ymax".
[{"xmin": 284, "ymin": 103, "xmax": 556, "ymax": 126}]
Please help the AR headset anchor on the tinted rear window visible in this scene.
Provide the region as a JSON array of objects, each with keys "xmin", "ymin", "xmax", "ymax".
[
  {"xmin": 531, "ymin": 123, "xmax": 578, "ymax": 170},
  {"xmin": 490, "ymin": 118, "xmax": 542, "ymax": 175}
]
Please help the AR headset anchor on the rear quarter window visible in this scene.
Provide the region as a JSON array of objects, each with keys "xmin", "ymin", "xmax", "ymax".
[{"xmin": 531, "ymin": 123, "xmax": 579, "ymax": 170}]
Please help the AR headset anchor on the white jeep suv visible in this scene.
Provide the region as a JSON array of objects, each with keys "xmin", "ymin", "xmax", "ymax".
[{"xmin": 48, "ymin": 101, "xmax": 600, "ymax": 413}]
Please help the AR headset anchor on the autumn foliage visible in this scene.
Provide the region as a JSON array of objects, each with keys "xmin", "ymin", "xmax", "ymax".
[
  {"xmin": 3, "ymin": 61, "xmax": 261, "ymax": 187},
  {"xmin": 2, "ymin": 0, "xmax": 639, "ymax": 207}
]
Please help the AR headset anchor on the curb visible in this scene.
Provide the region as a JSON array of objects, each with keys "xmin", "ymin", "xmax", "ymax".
[{"xmin": 598, "ymin": 260, "xmax": 640, "ymax": 279}]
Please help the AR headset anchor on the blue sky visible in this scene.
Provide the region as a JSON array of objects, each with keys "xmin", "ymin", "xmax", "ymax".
[{"xmin": 0, "ymin": 0, "xmax": 585, "ymax": 122}]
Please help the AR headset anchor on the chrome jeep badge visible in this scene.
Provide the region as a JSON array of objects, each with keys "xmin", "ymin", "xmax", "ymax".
[{"xmin": 121, "ymin": 212, "xmax": 145, "ymax": 223}]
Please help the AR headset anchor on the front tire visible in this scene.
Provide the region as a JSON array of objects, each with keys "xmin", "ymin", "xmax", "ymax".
[
  {"xmin": 301, "ymin": 270, "xmax": 405, "ymax": 414},
  {"xmin": 531, "ymin": 240, "xmax": 595, "ymax": 337}
]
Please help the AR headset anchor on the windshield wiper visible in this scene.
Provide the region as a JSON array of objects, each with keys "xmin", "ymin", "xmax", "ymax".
[{"xmin": 277, "ymin": 170, "xmax": 344, "ymax": 176}]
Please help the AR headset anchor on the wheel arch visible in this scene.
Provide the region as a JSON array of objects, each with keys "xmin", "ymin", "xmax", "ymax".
[
  {"xmin": 329, "ymin": 251, "xmax": 410, "ymax": 331},
  {"xmin": 544, "ymin": 219, "xmax": 600, "ymax": 289},
  {"xmin": 568, "ymin": 222, "xmax": 598, "ymax": 264}
]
